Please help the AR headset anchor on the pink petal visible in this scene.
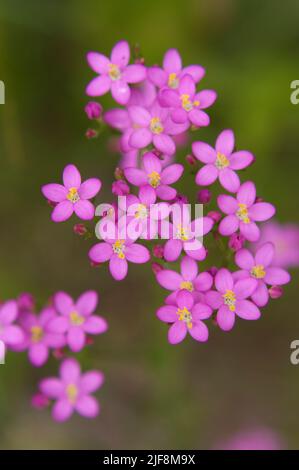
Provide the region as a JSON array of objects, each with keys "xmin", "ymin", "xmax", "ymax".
[
  {"xmin": 234, "ymin": 278, "xmax": 258, "ymax": 299},
  {"xmin": 110, "ymin": 40, "xmax": 130, "ymax": 68},
  {"xmin": 189, "ymin": 109, "xmax": 210, "ymax": 127},
  {"xmin": 171, "ymin": 108, "xmax": 188, "ymax": 123},
  {"xmin": 181, "ymin": 256, "xmax": 198, "ymax": 281},
  {"xmin": 237, "ymin": 181, "xmax": 256, "ymax": 206},
  {"xmin": 229, "ymin": 151, "xmax": 254, "ymax": 170},
  {"xmin": 156, "ymin": 270, "xmax": 182, "ymax": 291},
  {"xmin": 74, "ymin": 200, "xmax": 95, "ymax": 220},
  {"xmin": 192, "ymin": 302, "xmax": 212, "ymax": 320},
  {"xmin": 194, "ymin": 272, "xmax": 213, "ymax": 292},
  {"xmin": 240, "ymin": 222, "xmax": 260, "ymax": 242},
  {"xmin": 217, "ymin": 194, "xmax": 238, "ymax": 214},
  {"xmin": 89, "ymin": 242, "xmax": 113, "ymax": 263},
  {"xmin": 189, "ymin": 321, "xmax": 209, "ymax": 342},
  {"xmin": 195, "ymin": 164, "xmax": 218, "ymax": 186},
  {"xmin": 29, "ymin": 343, "xmax": 48, "ymax": 367},
  {"xmin": 161, "ymin": 164, "xmax": 184, "ymax": 184},
  {"xmin": 195, "ymin": 89, "xmax": 217, "ymax": 108},
  {"xmin": 255, "ymin": 242, "xmax": 274, "ymax": 267},
  {"xmin": 143, "ymin": 152, "xmax": 162, "ymax": 173},
  {"xmin": 40, "ymin": 378, "xmax": 63, "ymax": 398},
  {"xmin": 156, "ymin": 185, "xmax": 177, "ymax": 201},
  {"xmin": 176, "ymin": 289, "xmax": 194, "ymax": 310},
  {"xmin": 52, "ymin": 399, "xmax": 73, "ymax": 422},
  {"xmin": 63, "ymin": 164, "xmax": 81, "ymax": 189},
  {"xmin": 67, "ymin": 327, "xmax": 85, "ymax": 352},
  {"xmin": 79, "ymin": 178, "xmax": 101, "ymax": 199},
  {"xmin": 47, "ymin": 317, "xmax": 68, "ymax": 334},
  {"xmin": 264, "ymin": 267, "xmax": 291, "ymax": 285},
  {"xmin": 163, "ymin": 239, "xmax": 183, "ymax": 262},
  {"xmin": 83, "ymin": 316, "xmax": 108, "ymax": 334},
  {"xmin": 86, "ymin": 52, "xmax": 109, "ymax": 73},
  {"xmin": 104, "ymin": 108, "xmax": 130, "ymax": 130},
  {"xmin": 109, "ymin": 254, "xmax": 128, "ymax": 280},
  {"xmin": 41, "ymin": 184, "xmax": 67, "ymax": 203},
  {"xmin": 80, "ymin": 371, "xmax": 104, "ymax": 394},
  {"xmin": 60, "ymin": 358, "xmax": 81, "ymax": 383},
  {"xmin": 192, "ymin": 141, "xmax": 216, "ymax": 163},
  {"xmin": 168, "ymin": 321, "xmax": 187, "ymax": 344},
  {"xmin": 153, "ymin": 134, "xmax": 175, "ymax": 156},
  {"xmin": 179, "ymin": 74, "xmax": 195, "ymax": 96},
  {"xmin": 54, "ymin": 292, "xmax": 74, "ymax": 316},
  {"xmin": 218, "ymin": 215, "xmax": 239, "ymax": 236},
  {"xmin": 124, "ymin": 168, "xmax": 148, "ymax": 186},
  {"xmin": 76, "ymin": 291, "xmax": 98, "ymax": 316},
  {"xmin": 156, "ymin": 305, "xmax": 178, "ymax": 322},
  {"xmin": 51, "ymin": 200, "xmax": 74, "ymax": 222},
  {"xmin": 125, "ymin": 243, "xmax": 150, "ymax": 263},
  {"xmin": 1, "ymin": 325, "xmax": 24, "ymax": 345},
  {"xmin": 128, "ymin": 105, "xmax": 151, "ymax": 126},
  {"xmin": 185, "ymin": 245, "xmax": 207, "ymax": 261},
  {"xmin": 160, "ymin": 89, "xmax": 180, "ymax": 107},
  {"xmin": 0, "ymin": 300, "xmax": 18, "ymax": 324},
  {"xmin": 235, "ymin": 300, "xmax": 261, "ymax": 320},
  {"xmin": 215, "ymin": 268, "xmax": 234, "ymax": 293},
  {"xmin": 235, "ymin": 248, "xmax": 255, "ymax": 270},
  {"xmin": 139, "ymin": 185, "xmax": 156, "ymax": 206},
  {"xmin": 219, "ymin": 168, "xmax": 240, "ymax": 193},
  {"xmin": 251, "ymin": 282, "xmax": 269, "ymax": 307},
  {"xmin": 123, "ymin": 64, "xmax": 146, "ymax": 83},
  {"xmin": 86, "ymin": 75, "xmax": 111, "ymax": 96},
  {"xmin": 111, "ymin": 80, "xmax": 130, "ymax": 105},
  {"xmin": 205, "ymin": 291, "xmax": 223, "ymax": 309},
  {"xmin": 215, "ymin": 129, "xmax": 235, "ymax": 155},
  {"xmin": 181, "ymin": 65, "xmax": 205, "ymax": 82},
  {"xmin": 147, "ymin": 66, "xmax": 167, "ymax": 87},
  {"xmin": 163, "ymin": 48, "xmax": 182, "ymax": 73},
  {"xmin": 75, "ymin": 395, "xmax": 99, "ymax": 418},
  {"xmin": 217, "ymin": 305, "xmax": 235, "ymax": 331},
  {"xmin": 129, "ymin": 128, "xmax": 152, "ymax": 149},
  {"xmin": 249, "ymin": 203, "xmax": 276, "ymax": 222}
]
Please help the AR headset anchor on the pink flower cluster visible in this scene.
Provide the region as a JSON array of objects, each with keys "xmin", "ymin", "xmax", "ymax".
[{"xmin": 1, "ymin": 291, "xmax": 107, "ymax": 422}]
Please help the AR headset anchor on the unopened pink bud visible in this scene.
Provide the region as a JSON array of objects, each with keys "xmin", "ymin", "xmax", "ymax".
[
  {"xmin": 85, "ymin": 128, "xmax": 98, "ymax": 139},
  {"xmin": 186, "ymin": 154, "xmax": 197, "ymax": 166},
  {"xmin": 18, "ymin": 293, "xmax": 34, "ymax": 312},
  {"xmin": 208, "ymin": 211, "xmax": 222, "ymax": 223},
  {"xmin": 114, "ymin": 167, "xmax": 124, "ymax": 180},
  {"xmin": 112, "ymin": 180, "xmax": 130, "ymax": 196},
  {"xmin": 85, "ymin": 101, "xmax": 103, "ymax": 120},
  {"xmin": 174, "ymin": 193, "xmax": 189, "ymax": 205},
  {"xmin": 31, "ymin": 393, "xmax": 49, "ymax": 410},
  {"xmin": 228, "ymin": 233, "xmax": 245, "ymax": 252},
  {"xmin": 255, "ymin": 196, "xmax": 263, "ymax": 203},
  {"xmin": 85, "ymin": 336, "xmax": 94, "ymax": 346},
  {"xmin": 208, "ymin": 266, "xmax": 218, "ymax": 277},
  {"xmin": 52, "ymin": 348, "xmax": 65, "ymax": 360},
  {"xmin": 73, "ymin": 223, "xmax": 87, "ymax": 236},
  {"xmin": 197, "ymin": 189, "xmax": 211, "ymax": 204},
  {"xmin": 152, "ymin": 262, "xmax": 163, "ymax": 275},
  {"xmin": 153, "ymin": 244, "xmax": 164, "ymax": 259},
  {"xmin": 269, "ymin": 285, "xmax": 283, "ymax": 299}
]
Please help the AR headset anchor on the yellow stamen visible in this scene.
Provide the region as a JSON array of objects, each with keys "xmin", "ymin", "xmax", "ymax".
[
  {"xmin": 150, "ymin": 117, "xmax": 164, "ymax": 134},
  {"xmin": 70, "ymin": 311, "xmax": 85, "ymax": 326},
  {"xmin": 236, "ymin": 203, "xmax": 250, "ymax": 224},
  {"xmin": 66, "ymin": 384, "xmax": 78, "ymax": 404},
  {"xmin": 180, "ymin": 281, "xmax": 194, "ymax": 292},
  {"xmin": 176, "ymin": 225, "xmax": 189, "ymax": 241},
  {"xmin": 251, "ymin": 264, "xmax": 266, "ymax": 279},
  {"xmin": 177, "ymin": 306, "xmax": 193, "ymax": 329},
  {"xmin": 215, "ymin": 152, "xmax": 230, "ymax": 170},
  {"xmin": 168, "ymin": 72, "xmax": 179, "ymax": 89},
  {"xmin": 148, "ymin": 171, "xmax": 161, "ymax": 188},
  {"xmin": 134, "ymin": 203, "xmax": 148, "ymax": 219},
  {"xmin": 31, "ymin": 326, "xmax": 43, "ymax": 343},
  {"xmin": 113, "ymin": 239, "xmax": 126, "ymax": 259},
  {"xmin": 108, "ymin": 63, "xmax": 121, "ymax": 81},
  {"xmin": 223, "ymin": 289, "xmax": 236, "ymax": 312},
  {"xmin": 67, "ymin": 187, "xmax": 80, "ymax": 203}
]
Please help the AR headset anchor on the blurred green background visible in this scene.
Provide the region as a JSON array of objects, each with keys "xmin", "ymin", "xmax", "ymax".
[{"xmin": 0, "ymin": 0, "xmax": 299, "ymax": 450}]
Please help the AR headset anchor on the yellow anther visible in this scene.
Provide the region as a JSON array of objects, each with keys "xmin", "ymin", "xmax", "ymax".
[
  {"xmin": 113, "ymin": 240, "xmax": 126, "ymax": 259},
  {"xmin": 177, "ymin": 306, "xmax": 193, "ymax": 329},
  {"xmin": 70, "ymin": 311, "xmax": 85, "ymax": 326},
  {"xmin": 150, "ymin": 117, "xmax": 164, "ymax": 134},
  {"xmin": 223, "ymin": 289, "xmax": 236, "ymax": 312},
  {"xmin": 168, "ymin": 72, "xmax": 179, "ymax": 89},
  {"xmin": 67, "ymin": 187, "xmax": 80, "ymax": 203},
  {"xmin": 180, "ymin": 281, "xmax": 194, "ymax": 292},
  {"xmin": 31, "ymin": 326, "xmax": 43, "ymax": 343},
  {"xmin": 215, "ymin": 152, "xmax": 230, "ymax": 170},
  {"xmin": 66, "ymin": 384, "xmax": 78, "ymax": 404},
  {"xmin": 236, "ymin": 203, "xmax": 250, "ymax": 224},
  {"xmin": 108, "ymin": 63, "xmax": 121, "ymax": 81},
  {"xmin": 251, "ymin": 264, "xmax": 266, "ymax": 279},
  {"xmin": 148, "ymin": 171, "xmax": 161, "ymax": 188}
]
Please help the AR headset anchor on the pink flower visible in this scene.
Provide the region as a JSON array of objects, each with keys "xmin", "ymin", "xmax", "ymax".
[
  {"xmin": 216, "ymin": 428, "xmax": 282, "ymax": 450},
  {"xmin": 85, "ymin": 101, "xmax": 103, "ymax": 120},
  {"xmin": 218, "ymin": 181, "xmax": 275, "ymax": 242},
  {"xmin": 148, "ymin": 48, "xmax": 205, "ymax": 90},
  {"xmin": 39, "ymin": 358, "xmax": 104, "ymax": 422},
  {"xmin": 18, "ymin": 307, "xmax": 66, "ymax": 367},
  {"xmin": 160, "ymin": 74, "xmax": 217, "ymax": 127},
  {"xmin": 42, "ymin": 164, "xmax": 101, "ymax": 222},
  {"xmin": 0, "ymin": 300, "xmax": 24, "ymax": 347},
  {"xmin": 156, "ymin": 255, "xmax": 213, "ymax": 305},
  {"xmin": 205, "ymin": 268, "xmax": 260, "ymax": 331},
  {"xmin": 234, "ymin": 242, "xmax": 291, "ymax": 307},
  {"xmin": 86, "ymin": 40, "xmax": 146, "ymax": 105},
  {"xmin": 193, "ymin": 130, "xmax": 254, "ymax": 193},
  {"xmin": 48, "ymin": 291, "xmax": 108, "ymax": 352},
  {"xmin": 124, "ymin": 152, "xmax": 184, "ymax": 201},
  {"xmin": 157, "ymin": 290, "xmax": 211, "ymax": 344},
  {"xmin": 127, "ymin": 101, "xmax": 188, "ymax": 155},
  {"xmin": 89, "ymin": 222, "xmax": 150, "ymax": 281}
]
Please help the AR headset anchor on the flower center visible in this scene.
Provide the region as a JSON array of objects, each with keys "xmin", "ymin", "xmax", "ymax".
[
  {"xmin": 66, "ymin": 383, "xmax": 78, "ymax": 404},
  {"xmin": 31, "ymin": 325, "xmax": 43, "ymax": 343},
  {"xmin": 67, "ymin": 187, "xmax": 80, "ymax": 203},
  {"xmin": 180, "ymin": 280, "xmax": 194, "ymax": 292},
  {"xmin": 148, "ymin": 171, "xmax": 161, "ymax": 188},
  {"xmin": 180, "ymin": 94, "xmax": 200, "ymax": 112},
  {"xmin": 70, "ymin": 311, "xmax": 85, "ymax": 326},
  {"xmin": 176, "ymin": 225, "xmax": 189, "ymax": 241},
  {"xmin": 150, "ymin": 117, "xmax": 164, "ymax": 134},
  {"xmin": 177, "ymin": 306, "xmax": 193, "ymax": 329},
  {"xmin": 223, "ymin": 289, "xmax": 236, "ymax": 311},
  {"xmin": 134, "ymin": 203, "xmax": 148, "ymax": 219},
  {"xmin": 236, "ymin": 203, "xmax": 250, "ymax": 224},
  {"xmin": 251, "ymin": 264, "xmax": 266, "ymax": 279},
  {"xmin": 113, "ymin": 239, "xmax": 126, "ymax": 259},
  {"xmin": 108, "ymin": 63, "xmax": 121, "ymax": 81},
  {"xmin": 168, "ymin": 72, "xmax": 179, "ymax": 89},
  {"xmin": 215, "ymin": 152, "xmax": 230, "ymax": 170}
]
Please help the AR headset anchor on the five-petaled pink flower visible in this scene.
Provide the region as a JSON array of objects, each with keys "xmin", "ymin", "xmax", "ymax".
[
  {"xmin": 234, "ymin": 242, "xmax": 291, "ymax": 307},
  {"xmin": 86, "ymin": 40, "xmax": 146, "ymax": 105},
  {"xmin": 42, "ymin": 164, "xmax": 101, "ymax": 222},
  {"xmin": 157, "ymin": 289, "xmax": 212, "ymax": 344},
  {"xmin": 124, "ymin": 152, "xmax": 184, "ymax": 201},
  {"xmin": 218, "ymin": 181, "xmax": 275, "ymax": 242},
  {"xmin": 148, "ymin": 48, "xmax": 205, "ymax": 90},
  {"xmin": 39, "ymin": 358, "xmax": 104, "ymax": 422},
  {"xmin": 48, "ymin": 291, "xmax": 108, "ymax": 352},
  {"xmin": 206, "ymin": 268, "xmax": 260, "ymax": 331},
  {"xmin": 160, "ymin": 74, "xmax": 217, "ymax": 127},
  {"xmin": 193, "ymin": 130, "xmax": 254, "ymax": 193},
  {"xmin": 0, "ymin": 300, "xmax": 24, "ymax": 347}
]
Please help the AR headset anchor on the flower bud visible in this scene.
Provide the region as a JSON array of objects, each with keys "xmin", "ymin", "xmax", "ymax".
[
  {"xmin": 114, "ymin": 167, "xmax": 124, "ymax": 180},
  {"xmin": 31, "ymin": 393, "xmax": 49, "ymax": 410},
  {"xmin": 207, "ymin": 210, "xmax": 222, "ymax": 223},
  {"xmin": 185, "ymin": 154, "xmax": 197, "ymax": 166},
  {"xmin": 269, "ymin": 285, "xmax": 283, "ymax": 299},
  {"xmin": 174, "ymin": 193, "xmax": 189, "ymax": 205},
  {"xmin": 153, "ymin": 244, "xmax": 164, "ymax": 259},
  {"xmin": 52, "ymin": 348, "xmax": 65, "ymax": 360},
  {"xmin": 85, "ymin": 101, "xmax": 103, "ymax": 120},
  {"xmin": 152, "ymin": 262, "xmax": 163, "ymax": 275},
  {"xmin": 112, "ymin": 180, "xmax": 130, "ymax": 196},
  {"xmin": 73, "ymin": 223, "xmax": 87, "ymax": 236},
  {"xmin": 17, "ymin": 293, "xmax": 35, "ymax": 312},
  {"xmin": 197, "ymin": 189, "xmax": 211, "ymax": 204},
  {"xmin": 208, "ymin": 266, "xmax": 218, "ymax": 277},
  {"xmin": 228, "ymin": 233, "xmax": 245, "ymax": 252},
  {"xmin": 85, "ymin": 128, "xmax": 98, "ymax": 139}
]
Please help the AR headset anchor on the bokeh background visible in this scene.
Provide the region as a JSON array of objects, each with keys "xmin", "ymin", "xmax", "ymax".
[{"xmin": 0, "ymin": 0, "xmax": 299, "ymax": 450}]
